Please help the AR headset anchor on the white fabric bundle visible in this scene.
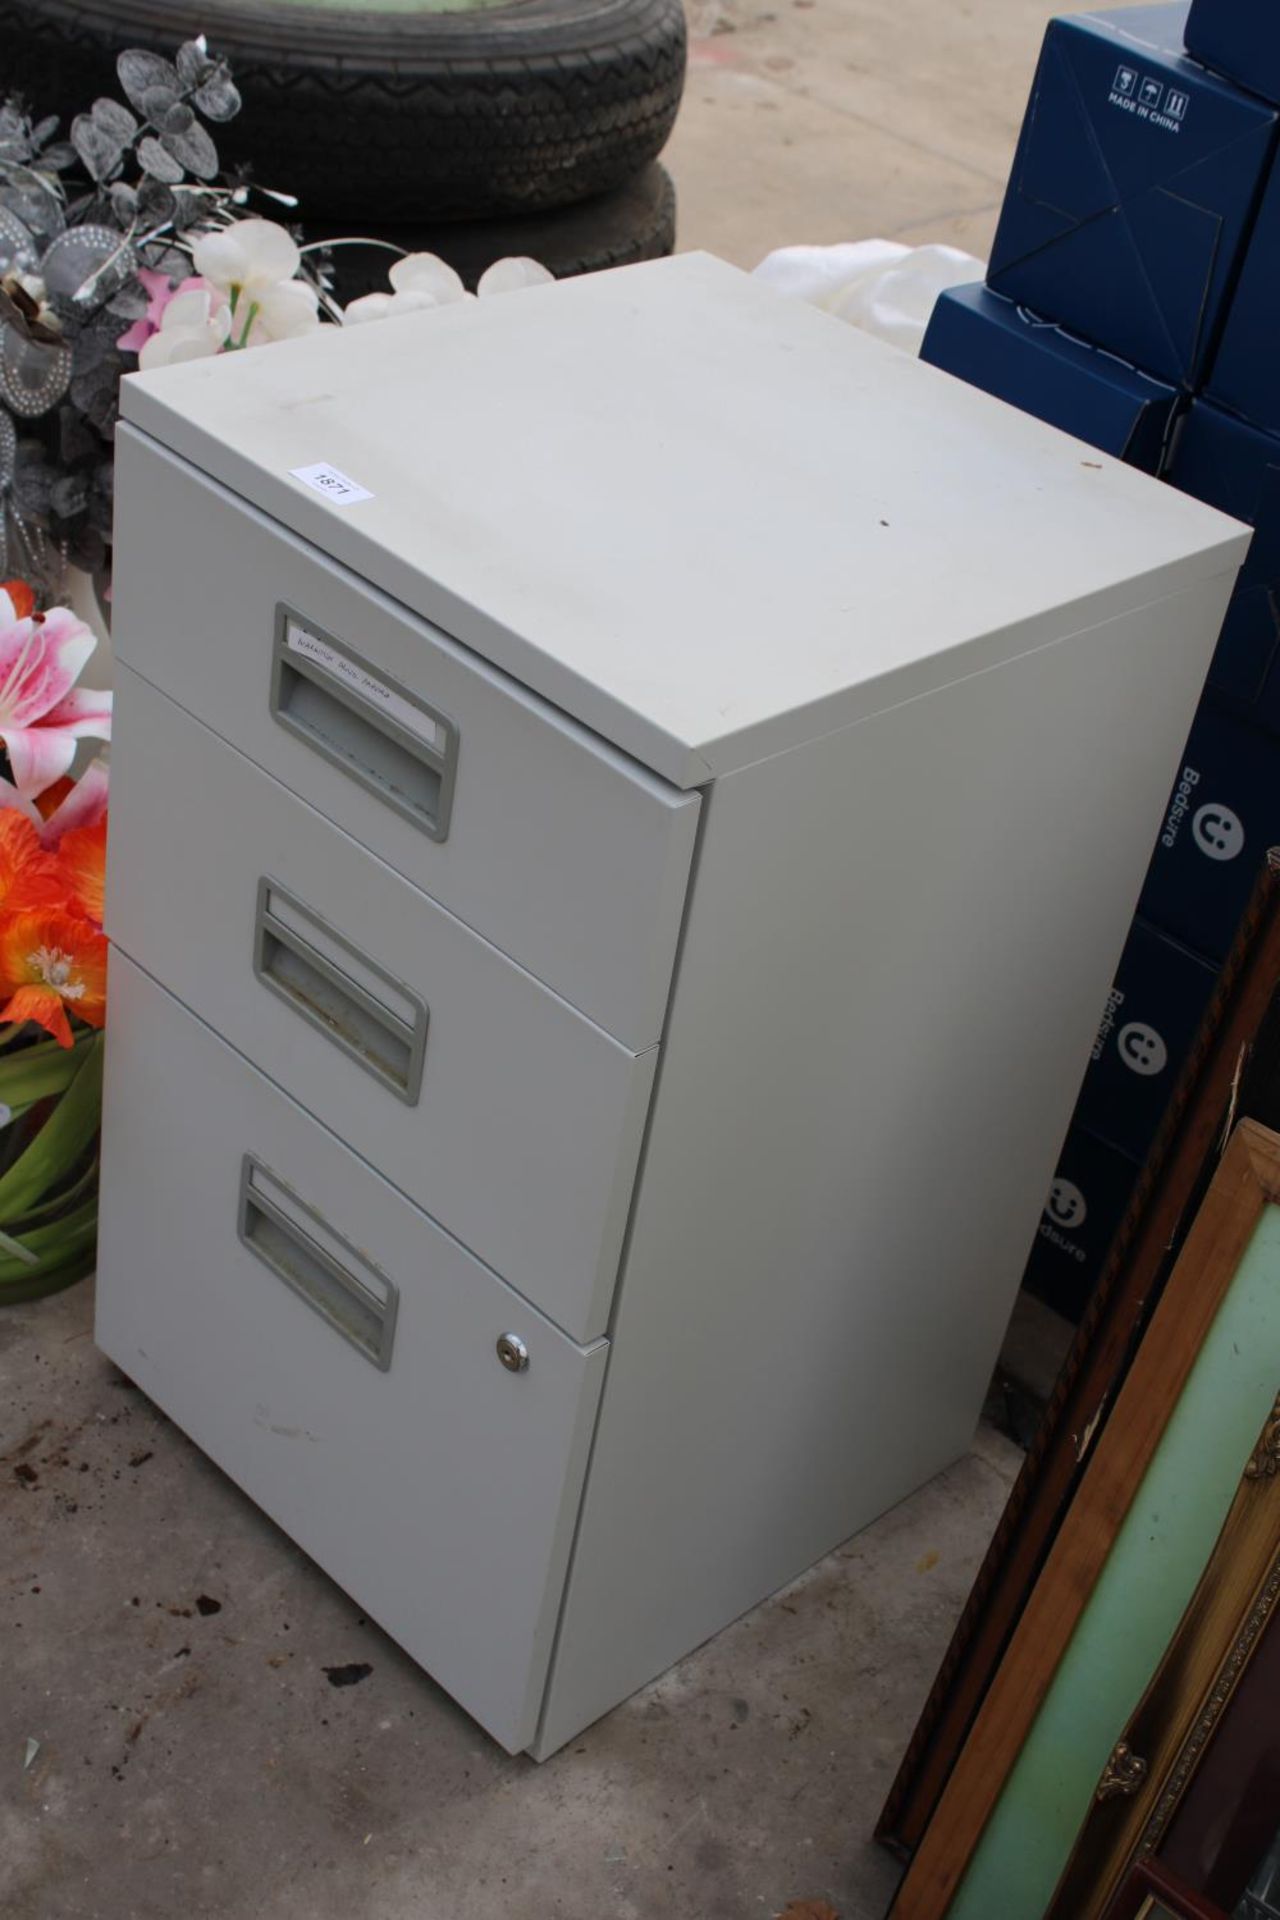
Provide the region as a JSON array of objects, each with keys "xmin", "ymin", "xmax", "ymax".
[{"xmin": 752, "ymin": 239, "xmax": 985, "ymax": 355}]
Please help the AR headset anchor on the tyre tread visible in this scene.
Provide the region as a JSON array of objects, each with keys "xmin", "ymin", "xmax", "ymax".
[{"xmin": 0, "ymin": 0, "xmax": 688, "ymax": 219}]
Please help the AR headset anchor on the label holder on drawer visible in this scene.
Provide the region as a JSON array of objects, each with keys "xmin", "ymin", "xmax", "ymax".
[
  {"xmin": 254, "ymin": 877, "xmax": 429, "ymax": 1104},
  {"xmin": 238, "ymin": 1156, "xmax": 399, "ymax": 1370},
  {"xmin": 270, "ymin": 605, "xmax": 458, "ymax": 842}
]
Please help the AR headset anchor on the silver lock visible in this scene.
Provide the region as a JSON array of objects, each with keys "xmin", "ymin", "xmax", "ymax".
[{"xmin": 496, "ymin": 1332, "xmax": 529, "ymax": 1373}]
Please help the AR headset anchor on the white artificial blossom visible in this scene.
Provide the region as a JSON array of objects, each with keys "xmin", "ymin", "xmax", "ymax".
[
  {"xmin": 476, "ymin": 257, "xmax": 556, "ymax": 297},
  {"xmin": 343, "ymin": 252, "xmax": 553, "ymax": 325},
  {"xmin": 137, "ymin": 285, "xmax": 232, "ymax": 369},
  {"xmin": 189, "ymin": 217, "xmax": 320, "ymax": 349}
]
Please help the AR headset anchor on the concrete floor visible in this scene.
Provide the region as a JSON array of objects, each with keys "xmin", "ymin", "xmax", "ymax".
[
  {"xmin": 2, "ymin": 7, "xmax": 1065, "ymax": 1917},
  {"xmin": 670, "ymin": 0, "xmax": 1060, "ymax": 269},
  {"xmin": 2, "ymin": 1281, "xmax": 1021, "ymax": 1920}
]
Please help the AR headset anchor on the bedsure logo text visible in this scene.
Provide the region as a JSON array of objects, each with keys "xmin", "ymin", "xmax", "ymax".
[
  {"xmin": 1162, "ymin": 764, "xmax": 1200, "ymax": 849},
  {"xmin": 1092, "ymin": 985, "xmax": 1124, "ymax": 1062}
]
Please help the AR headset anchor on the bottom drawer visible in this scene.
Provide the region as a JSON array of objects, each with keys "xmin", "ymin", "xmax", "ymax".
[{"xmin": 95, "ymin": 952, "xmax": 608, "ymax": 1754}]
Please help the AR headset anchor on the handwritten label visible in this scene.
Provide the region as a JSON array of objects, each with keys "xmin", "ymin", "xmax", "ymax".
[
  {"xmin": 284, "ymin": 623, "xmax": 441, "ymax": 751},
  {"xmin": 289, "ymin": 462, "xmax": 374, "ymax": 507}
]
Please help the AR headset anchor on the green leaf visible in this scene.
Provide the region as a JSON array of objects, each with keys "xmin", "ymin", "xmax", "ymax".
[
  {"xmin": 0, "ymin": 1029, "xmax": 96, "ymax": 1110},
  {"xmin": 0, "ymin": 1192, "xmax": 99, "ymax": 1301},
  {"xmin": 0, "ymin": 1246, "xmax": 97, "ymax": 1304},
  {"xmin": 0, "ymin": 1034, "xmax": 103, "ymax": 1224},
  {"xmin": 0, "ymin": 1191, "xmax": 99, "ymax": 1265},
  {"xmin": 10, "ymin": 1156, "xmax": 98, "ymax": 1232}
]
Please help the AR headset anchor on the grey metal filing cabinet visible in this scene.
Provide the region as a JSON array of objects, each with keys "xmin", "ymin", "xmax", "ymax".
[{"xmin": 97, "ymin": 255, "xmax": 1248, "ymax": 1757}]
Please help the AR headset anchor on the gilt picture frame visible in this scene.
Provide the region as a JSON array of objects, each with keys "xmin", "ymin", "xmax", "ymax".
[
  {"xmin": 878, "ymin": 854, "xmax": 1280, "ymax": 1859},
  {"xmin": 1048, "ymin": 1394, "xmax": 1280, "ymax": 1918},
  {"xmin": 886, "ymin": 1120, "xmax": 1280, "ymax": 1919},
  {"xmin": 1103, "ymin": 1859, "xmax": 1227, "ymax": 1920}
]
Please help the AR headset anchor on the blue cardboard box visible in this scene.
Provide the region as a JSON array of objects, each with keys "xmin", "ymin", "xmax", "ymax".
[
  {"xmin": 1022, "ymin": 1125, "xmax": 1141, "ymax": 1321},
  {"xmin": 1140, "ymin": 700, "xmax": 1280, "ymax": 962},
  {"xmin": 921, "ymin": 284, "xmax": 1180, "ymax": 474},
  {"xmin": 1208, "ymin": 157, "xmax": 1280, "ymax": 437},
  {"xmin": 1073, "ymin": 916, "xmax": 1218, "ymax": 1161},
  {"xmin": 1166, "ymin": 403, "xmax": 1280, "ymax": 711},
  {"xmin": 987, "ymin": 4, "xmax": 1278, "ymax": 387},
  {"xmin": 1186, "ymin": 0, "xmax": 1280, "ymax": 111}
]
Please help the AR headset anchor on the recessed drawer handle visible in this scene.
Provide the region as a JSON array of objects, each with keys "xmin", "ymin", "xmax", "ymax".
[
  {"xmin": 238, "ymin": 1157, "xmax": 399, "ymax": 1370},
  {"xmin": 270, "ymin": 606, "xmax": 458, "ymax": 842},
  {"xmin": 254, "ymin": 878, "xmax": 429, "ymax": 1105}
]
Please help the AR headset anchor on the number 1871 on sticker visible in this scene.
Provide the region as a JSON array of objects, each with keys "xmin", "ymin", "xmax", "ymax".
[{"xmin": 290, "ymin": 462, "xmax": 375, "ymax": 507}]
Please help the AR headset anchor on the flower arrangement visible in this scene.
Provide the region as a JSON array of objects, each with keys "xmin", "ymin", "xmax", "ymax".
[
  {"xmin": 0, "ymin": 38, "xmax": 554, "ymax": 600},
  {"xmin": 0, "ymin": 37, "xmax": 331, "ymax": 595},
  {"xmin": 0, "ymin": 576, "xmax": 110, "ymax": 1302}
]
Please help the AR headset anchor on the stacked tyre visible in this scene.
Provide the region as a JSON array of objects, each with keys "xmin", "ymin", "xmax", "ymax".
[{"xmin": 0, "ymin": 0, "xmax": 685, "ymax": 292}]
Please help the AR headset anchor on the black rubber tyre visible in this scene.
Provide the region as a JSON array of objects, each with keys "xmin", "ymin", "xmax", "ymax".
[
  {"xmin": 314, "ymin": 161, "xmax": 675, "ymax": 299},
  {"xmin": 0, "ymin": 0, "xmax": 687, "ymax": 221}
]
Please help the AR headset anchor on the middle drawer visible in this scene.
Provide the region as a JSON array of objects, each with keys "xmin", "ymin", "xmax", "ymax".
[{"xmin": 106, "ymin": 664, "xmax": 656, "ymax": 1342}]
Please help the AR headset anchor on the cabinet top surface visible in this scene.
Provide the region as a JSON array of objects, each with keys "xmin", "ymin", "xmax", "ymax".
[{"xmin": 121, "ymin": 253, "xmax": 1247, "ymax": 788}]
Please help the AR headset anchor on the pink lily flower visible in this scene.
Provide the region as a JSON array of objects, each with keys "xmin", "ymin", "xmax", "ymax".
[
  {"xmin": 0, "ymin": 757, "xmax": 110, "ymax": 848},
  {"xmin": 0, "ymin": 598, "xmax": 112, "ymax": 797}
]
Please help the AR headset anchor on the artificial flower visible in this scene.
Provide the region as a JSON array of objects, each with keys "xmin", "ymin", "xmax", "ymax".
[
  {"xmin": 191, "ymin": 218, "xmax": 320, "ymax": 348},
  {"xmin": 0, "ymin": 602, "xmax": 112, "ymax": 797},
  {"xmin": 192, "ymin": 217, "xmax": 300, "ymax": 297},
  {"xmin": 58, "ymin": 815, "xmax": 107, "ymax": 926},
  {"xmin": 235, "ymin": 276, "xmax": 320, "ymax": 348},
  {"xmin": 0, "ymin": 758, "xmax": 111, "ymax": 848},
  {"xmin": 0, "ymin": 812, "xmax": 65, "ymax": 913},
  {"xmin": 342, "ymin": 253, "xmax": 461, "ymax": 325},
  {"xmin": 42, "ymin": 760, "xmax": 109, "ymax": 845},
  {"xmin": 137, "ymin": 283, "xmax": 232, "ymax": 371},
  {"xmin": 342, "ymin": 288, "xmax": 435, "ymax": 326},
  {"xmin": 117, "ymin": 267, "xmax": 205, "ymax": 356},
  {"xmin": 476, "ymin": 257, "xmax": 555, "ymax": 297},
  {"xmin": 389, "ymin": 253, "xmax": 469, "ymax": 303},
  {"xmin": 344, "ymin": 252, "xmax": 553, "ymax": 325},
  {"xmin": 0, "ymin": 906, "xmax": 108, "ymax": 1047},
  {"xmin": 0, "ymin": 581, "xmax": 35, "ymax": 621}
]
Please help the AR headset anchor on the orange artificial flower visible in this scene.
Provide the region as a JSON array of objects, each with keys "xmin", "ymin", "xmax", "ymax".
[
  {"xmin": 35, "ymin": 777, "xmax": 75, "ymax": 824},
  {"xmin": 0, "ymin": 907, "xmax": 108, "ymax": 1047},
  {"xmin": 0, "ymin": 580, "xmax": 34, "ymax": 619},
  {"xmin": 58, "ymin": 816, "xmax": 107, "ymax": 926},
  {"xmin": 0, "ymin": 811, "xmax": 65, "ymax": 913}
]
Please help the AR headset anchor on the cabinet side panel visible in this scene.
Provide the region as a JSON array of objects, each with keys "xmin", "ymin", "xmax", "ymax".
[{"xmin": 535, "ymin": 570, "xmax": 1234, "ymax": 1756}]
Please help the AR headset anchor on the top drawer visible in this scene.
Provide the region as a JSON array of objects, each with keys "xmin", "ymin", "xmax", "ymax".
[{"xmin": 111, "ymin": 425, "xmax": 701, "ymax": 1050}]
